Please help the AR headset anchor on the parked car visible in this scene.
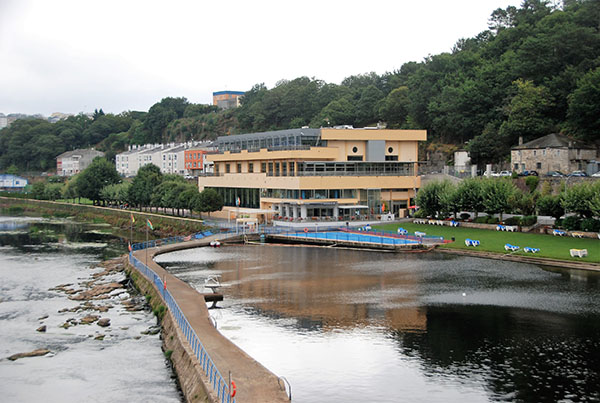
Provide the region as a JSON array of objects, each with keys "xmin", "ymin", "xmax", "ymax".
[
  {"xmin": 483, "ymin": 171, "xmax": 497, "ymax": 177},
  {"xmin": 519, "ymin": 170, "xmax": 538, "ymax": 176},
  {"xmin": 568, "ymin": 171, "xmax": 588, "ymax": 177},
  {"xmin": 499, "ymin": 171, "xmax": 512, "ymax": 177},
  {"xmin": 545, "ymin": 171, "xmax": 565, "ymax": 177},
  {"xmin": 592, "ymin": 171, "xmax": 600, "ymax": 177}
]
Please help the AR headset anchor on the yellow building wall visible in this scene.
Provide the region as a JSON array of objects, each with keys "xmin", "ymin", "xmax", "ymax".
[
  {"xmin": 199, "ymin": 173, "xmax": 420, "ymax": 191},
  {"xmin": 320, "ymin": 128, "xmax": 427, "ymax": 141}
]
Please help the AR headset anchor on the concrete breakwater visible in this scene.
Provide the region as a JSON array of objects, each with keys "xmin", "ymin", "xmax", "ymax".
[{"xmin": 127, "ymin": 236, "xmax": 290, "ymax": 403}]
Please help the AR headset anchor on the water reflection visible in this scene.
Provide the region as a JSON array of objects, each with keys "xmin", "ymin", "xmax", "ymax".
[
  {"xmin": 399, "ymin": 305, "xmax": 600, "ymax": 402},
  {"xmin": 0, "ymin": 217, "xmax": 126, "ymax": 259},
  {"xmin": 157, "ymin": 245, "xmax": 600, "ymax": 402}
]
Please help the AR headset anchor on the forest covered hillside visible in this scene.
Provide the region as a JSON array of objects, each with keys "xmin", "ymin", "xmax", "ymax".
[{"xmin": 1, "ymin": 0, "xmax": 599, "ymax": 172}]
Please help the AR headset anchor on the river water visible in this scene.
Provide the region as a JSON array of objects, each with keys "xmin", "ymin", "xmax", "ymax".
[
  {"xmin": 155, "ymin": 244, "xmax": 600, "ymax": 403},
  {"xmin": 0, "ymin": 216, "xmax": 182, "ymax": 402}
]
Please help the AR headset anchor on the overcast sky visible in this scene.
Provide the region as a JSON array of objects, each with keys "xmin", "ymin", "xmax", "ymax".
[{"xmin": 0, "ymin": 0, "xmax": 522, "ymax": 116}]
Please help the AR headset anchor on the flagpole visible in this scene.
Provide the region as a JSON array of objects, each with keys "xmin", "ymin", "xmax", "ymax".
[{"xmin": 145, "ymin": 222, "xmax": 148, "ymax": 267}]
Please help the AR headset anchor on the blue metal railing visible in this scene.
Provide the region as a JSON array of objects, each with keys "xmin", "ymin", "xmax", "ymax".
[{"xmin": 129, "ymin": 249, "xmax": 236, "ymax": 403}]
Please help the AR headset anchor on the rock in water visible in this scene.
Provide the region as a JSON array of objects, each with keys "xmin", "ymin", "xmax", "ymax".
[
  {"xmin": 8, "ymin": 349, "xmax": 51, "ymax": 361},
  {"xmin": 97, "ymin": 318, "xmax": 111, "ymax": 327},
  {"xmin": 36, "ymin": 325, "xmax": 47, "ymax": 332},
  {"xmin": 79, "ymin": 314, "xmax": 100, "ymax": 325}
]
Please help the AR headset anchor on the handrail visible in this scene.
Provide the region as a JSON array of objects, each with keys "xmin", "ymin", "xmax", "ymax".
[
  {"xmin": 129, "ymin": 252, "xmax": 236, "ymax": 403},
  {"xmin": 278, "ymin": 376, "xmax": 292, "ymax": 401}
]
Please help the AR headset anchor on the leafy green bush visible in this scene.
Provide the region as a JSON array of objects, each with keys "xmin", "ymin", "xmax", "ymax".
[
  {"xmin": 504, "ymin": 216, "xmax": 522, "ymax": 225},
  {"xmin": 581, "ymin": 218, "xmax": 600, "ymax": 232},
  {"xmin": 521, "ymin": 215, "xmax": 537, "ymax": 226},
  {"xmin": 561, "ymin": 216, "xmax": 582, "ymax": 230},
  {"xmin": 474, "ymin": 216, "xmax": 488, "ymax": 224},
  {"xmin": 487, "ymin": 216, "xmax": 499, "ymax": 224}
]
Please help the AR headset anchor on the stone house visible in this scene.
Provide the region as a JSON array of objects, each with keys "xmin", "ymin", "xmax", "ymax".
[{"xmin": 511, "ymin": 133, "xmax": 597, "ymax": 174}]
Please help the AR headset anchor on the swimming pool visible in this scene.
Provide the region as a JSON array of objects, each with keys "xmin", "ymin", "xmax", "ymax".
[{"xmin": 282, "ymin": 231, "xmax": 420, "ymax": 246}]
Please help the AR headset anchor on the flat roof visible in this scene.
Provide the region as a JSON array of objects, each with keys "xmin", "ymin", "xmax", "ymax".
[{"xmin": 212, "ymin": 91, "xmax": 245, "ymax": 96}]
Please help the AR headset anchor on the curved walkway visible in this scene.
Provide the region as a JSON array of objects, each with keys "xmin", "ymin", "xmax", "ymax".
[{"xmin": 132, "ymin": 235, "xmax": 289, "ymax": 403}]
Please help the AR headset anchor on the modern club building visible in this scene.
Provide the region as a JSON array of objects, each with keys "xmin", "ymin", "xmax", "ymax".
[{"xmin": 198, "ymin": 127, "xmax": 426, "ymax": 222}]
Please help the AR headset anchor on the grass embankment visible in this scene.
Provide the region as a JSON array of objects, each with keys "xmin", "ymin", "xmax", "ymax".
[
  {"xmin": 0, "ymin": 197, "xmax": 207, "ymax": 239},
  {"xmin": 376, "ymin": 222, "xmax": 600, "ymax": 263}
]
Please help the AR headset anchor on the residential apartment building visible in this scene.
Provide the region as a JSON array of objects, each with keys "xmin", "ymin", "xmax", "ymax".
[
  {"xmin": 199, "ymin": 127, "xmax": 426, "ymax": 222},
  {"xmin": 212, "ymin": 91, "xmax": 245, "ymax": 110},
  {"xmin": 511, "ymin": 133, "xmax": 597, "ymax": 174},
  {"xmin": 56, "ymin": 149, "xmax": 104, "ymax": 176},
  {"xmin": 184, "ymin": 148, "xmax": 217, "ymax": 176},
  {"xmin": 115, "ymin": 142, "xmax": 211, "ymax": 177},
  {"xmin": 0, "ymin": 113, "xmax": 7, "ymax": 129}
]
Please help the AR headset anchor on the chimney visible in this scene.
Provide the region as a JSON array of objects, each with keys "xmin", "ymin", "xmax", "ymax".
[{"xmin": 518, "ymin": 136, "xmax": 523, "ymax": 146}]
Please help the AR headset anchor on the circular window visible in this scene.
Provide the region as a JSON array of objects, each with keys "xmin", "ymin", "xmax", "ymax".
[
  {"xmin": 388, "ymin": 147, "xmax": 393, "ymax": 153},
  {"xmin": 352, "ymin": 146, "xmax": 358, "ymax": 153}
]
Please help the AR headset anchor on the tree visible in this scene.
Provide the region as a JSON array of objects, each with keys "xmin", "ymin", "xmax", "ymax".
[
  {"xmin": 355, "ymin": 85, "xmax": 384, "ymax": 127},
  {"xmin": 76, "ymin": 157, "xmax": 121, "ymax": 205},
  {"xmin": 128, "ymin": 164, "xmax": 163, "ymax": 211},
  {"xmin": 567, "ymin": 67, "xmax": 600, "ymax": 141},
  {"xmin": 467, "ymin": 124, "xmax": 506, "ymax": 166},
  {"xmin": 498, "ymin": 79, "xmax": 555, "ymax": 145},
  {"xmin": 377, "ymin": 86, "xmax": 410, "ymax": 128},
  {"xmin": 142, "ymin": 97, "xmax": 189, "ymax": 143},
  {"xmin": 456, "ymin": 179, "xmax": 485, "ymax": 217},
  {"xmin": 416, "ymin": 180, "xmax": 454, "ymax": 218},
  {"xmin": 589, "ymin": 182, "xmax": 600, "ymax": 218},
  {"xmin": 536, "ymin": 194, "xmax": 564, "ymax": 220},
  {"xmin": 439, "ymin": 185, "xmax": 461, "ymax": 218},
  {"xmin": 196, "ymin": 188, "xmax": 223, "ymax": 216},
  {"xmin": 100, "ymin": 182, "xmax": 130, "ymax": 206},
  {"xmin": 561, "ymin": 182, "xmax": 595, "ymax": 218},
  {"xmin": 482, "ymin": 178, "xmax": 516, "ymax": 221},
  {"xmin": 44, "ymin": 183, "xmax": 63, "ymax": 201},
  {"xmin": 62, "ymin": 176, "xmax": 79, "ymax": 203},
  {"xmin": 179, "ymin": 185, "xmax": 200, "ymax": 217},
  {"xmin": 31, "ymin": 182, "xmax": 46, "ymax": 200},
  {"xmin": 311, "ymin": 98, "xmax": 355, "ymax": 127}
]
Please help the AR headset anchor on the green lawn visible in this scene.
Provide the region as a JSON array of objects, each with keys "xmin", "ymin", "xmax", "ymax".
[{"xmin": 375, "ymin": 222, "xmax": 600, "ymax": 263}]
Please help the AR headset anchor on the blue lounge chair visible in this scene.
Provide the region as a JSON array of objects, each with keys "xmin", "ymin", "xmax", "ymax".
[
  {"xmin": 504, "ymin": 243, "xmax": 519, "ymax": 252},
  {"xmin": 524, "ymin": 247, "xmax": 539, "ymax": 253}
]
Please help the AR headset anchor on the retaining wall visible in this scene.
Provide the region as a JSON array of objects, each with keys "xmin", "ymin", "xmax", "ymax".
[{"xmin": 126, "ymin": 266, "xmax": 214, "ymax": 402}]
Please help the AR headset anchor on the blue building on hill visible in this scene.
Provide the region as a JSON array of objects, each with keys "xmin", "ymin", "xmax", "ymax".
[{"xmin": 0, "ymin": 174, "xmax": 28, "ymax": 191}]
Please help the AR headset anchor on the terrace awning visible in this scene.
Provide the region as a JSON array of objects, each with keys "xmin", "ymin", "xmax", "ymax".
[{"xmin": 337, "ymin": 205, "xmax": 369, "ymax": 209}]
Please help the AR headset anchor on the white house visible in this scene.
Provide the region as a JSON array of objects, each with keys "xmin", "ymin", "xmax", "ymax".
[{"xmin": 0, "ymin": 174, "xmax": 28, "ymax": 191}]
